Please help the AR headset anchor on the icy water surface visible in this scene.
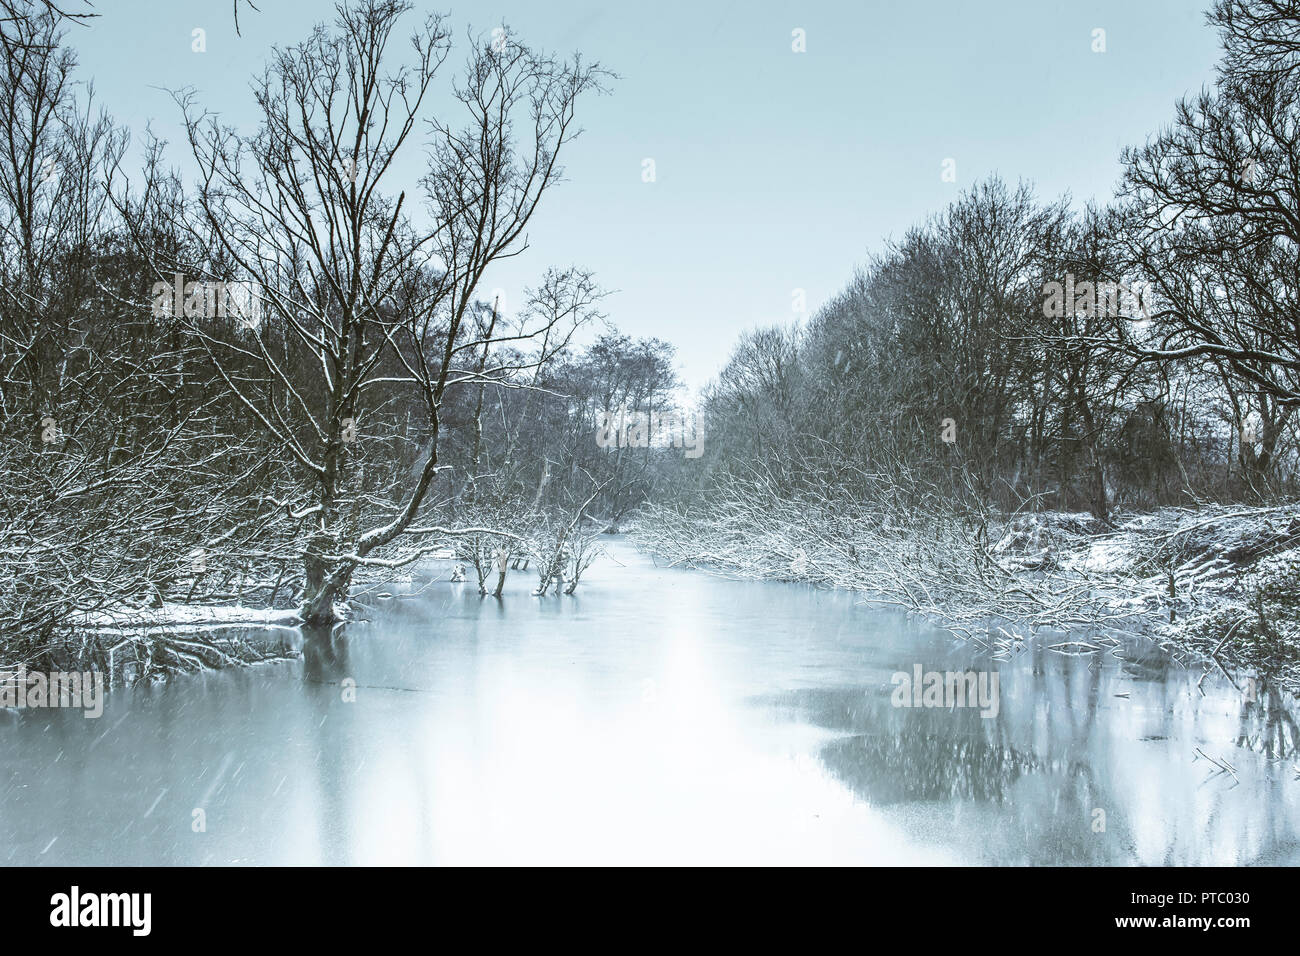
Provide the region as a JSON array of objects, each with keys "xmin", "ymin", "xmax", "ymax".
[{"xmin": 3, "ymin": 538, "xmax": 1298, "ymax": 865}]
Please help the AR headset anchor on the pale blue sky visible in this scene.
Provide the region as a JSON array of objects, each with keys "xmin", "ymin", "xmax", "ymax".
[{"xmin": 73, "ymin": 0, "xmax": 1221, "ymax": 392}]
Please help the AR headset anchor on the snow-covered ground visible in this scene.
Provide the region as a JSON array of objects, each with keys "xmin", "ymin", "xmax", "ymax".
[
  {"xmin": 994, "ymin": 504, "xmax": 1300, "ymax": 692},
  {"xmin": 71, "ymin": 603, "xmax": 305, "ymax": 635}
]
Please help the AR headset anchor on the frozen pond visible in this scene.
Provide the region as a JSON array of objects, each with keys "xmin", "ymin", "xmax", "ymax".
[{"xmin": 3, "ymin": 539, "xmax": 1298, "ymax": 865}]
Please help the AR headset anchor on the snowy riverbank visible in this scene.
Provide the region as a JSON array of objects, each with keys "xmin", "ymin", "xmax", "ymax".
[{"xmin": 636, "ymin": 501, "xmax": 1300, "ymax": 695}]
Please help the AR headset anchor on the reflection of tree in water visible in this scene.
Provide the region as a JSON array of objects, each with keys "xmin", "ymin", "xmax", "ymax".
[
  {"xmin": 301, "ymin": 622, "xmax": 350, "ymax": 683},
  {"xmin": 766, "ymin": 683, "xmax": 1131, "ymax": 863},
  {"xmin": 300, "ymin": 622, "xmax": 357, "ymax": 864},
  {"xmin": 767, "ymin": 685, "xmax": 1094, "ymax": 804},
  {"xmin": 1236, "ymin": 682, "xmax": 1300, "ymax": 759},
  {"xmin": 102, "ymin": 624, "xmax": 298, "ymax": 685},
  {"xmin": 1111, "ymin": 640, "xmax": 1171, "ymax": 683},
  {"xmin": 765, "ymin": 658, "xmax": 1300, "ymax": 863},
  {"xmin": 821, "ymin": 730, "xmax": 1050, "ymax": 804}
]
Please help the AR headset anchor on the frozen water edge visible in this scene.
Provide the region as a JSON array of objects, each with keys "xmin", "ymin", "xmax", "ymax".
[{"xmin": 638, "ymin": 500, "xmax": 1300, "ymax": 694}]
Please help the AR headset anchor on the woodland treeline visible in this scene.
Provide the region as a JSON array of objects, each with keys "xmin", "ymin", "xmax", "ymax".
[
  {"xmin": 0, "ymin": 0, "xmax": 691, "ymax": 670},
  {"xmin": 640, "ymin": 1, "xmax": 1300, "ymax": 657},
  {"xmin": 663, "ymin": 0, "xmax": 1300, "ymax": 527}
]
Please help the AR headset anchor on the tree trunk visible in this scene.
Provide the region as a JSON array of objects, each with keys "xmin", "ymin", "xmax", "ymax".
[{"xmin": 301, "ymin": 531, "xmax": 352, "ymax": 625}]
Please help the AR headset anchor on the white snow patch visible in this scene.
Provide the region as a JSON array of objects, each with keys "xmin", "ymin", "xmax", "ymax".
[
  {"xmin": 1068, "ymin": 537, "xmax": 1130, "ymax": 574},
  {"xmin": 73, "ymin": 604, "xmax": 302, "ymax": 630}
]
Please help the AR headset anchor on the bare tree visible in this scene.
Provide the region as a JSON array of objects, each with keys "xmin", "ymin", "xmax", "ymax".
[
  {"xmin": 1212, "ymin": 0, "xmax": 1300, "ymax": 83},
  {"xmin": 1113, "ymin": 39, "xmax": 1300, "ymax": 492},
  {"xmin": 170, "ymin": 1, "xmax": 606, "ymax": 623},
  {"xmin": 0, "ymin": 0, "xmax": 94, "ymax": 56}
]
